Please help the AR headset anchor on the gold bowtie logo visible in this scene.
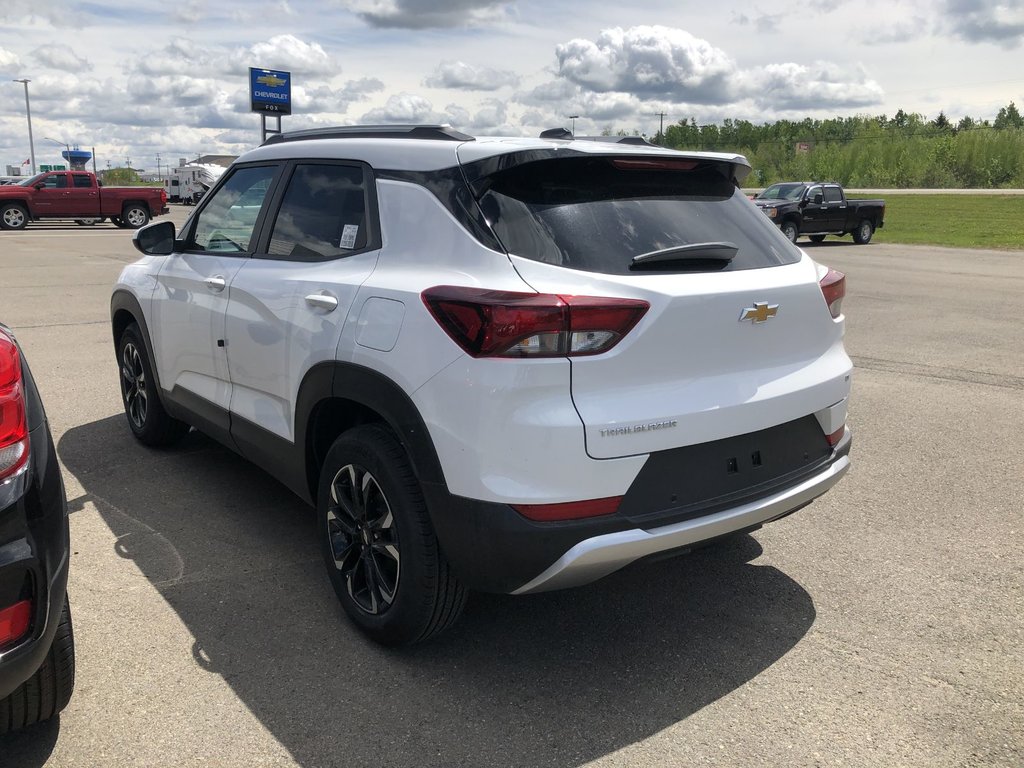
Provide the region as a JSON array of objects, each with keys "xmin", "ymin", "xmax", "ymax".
[{"xmin": 740, "ymin": 302, "xmax": 779, "ymax": 323}]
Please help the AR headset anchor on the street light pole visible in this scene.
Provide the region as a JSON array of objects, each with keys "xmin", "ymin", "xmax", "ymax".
[
  {"xmin": 12, "ymin": 79, "xmax": 36, "ymax": 175},
  {"xmin": 44, "ymin": 137, "xmax": 71, "ymax": 169},
  {"xmin": 568, "ymin": 114, "xmax": 580, "ymax": 135}
]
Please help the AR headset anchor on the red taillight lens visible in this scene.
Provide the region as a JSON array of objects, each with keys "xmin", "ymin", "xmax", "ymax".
[
  {"xmin": 819, "ymin": 269, "xmax": 846, "ymax": 319},
  {"xmin": 0, "ymin": 329, "xmax": 30, "ymax": 482},
  {"xmin": 512, "ymin": 496, "xmax": 622, "ymax": 522},
  {"xmin": 0, "ymin": 600, "xmax": 32, "ymax": 647},
  {"xmin": 826, "ymin": 425, "xmax": 846, "ymax": 446},
  {"xmin": 422, "ymin": 286, "xmax": 649, "ymax": 358},
  {"xmin": 161, "ymin": 189, "xmax": 168, "ymax": 205}
]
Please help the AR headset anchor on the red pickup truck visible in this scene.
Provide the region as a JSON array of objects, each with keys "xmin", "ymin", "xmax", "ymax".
[{"xmin": 0, "ymin": 171, "xmax": 168, "ymax": 231}]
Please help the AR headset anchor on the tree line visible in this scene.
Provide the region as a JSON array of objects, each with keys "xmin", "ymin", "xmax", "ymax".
[{"xmin": 647, "ymin": 102, "xmax": 1024, "ymax": 188}]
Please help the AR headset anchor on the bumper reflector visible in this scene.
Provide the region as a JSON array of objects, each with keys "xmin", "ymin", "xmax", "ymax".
[
  {"xmin": 0, "ymin": 599, "xmax": 32, "ymax": 648},
  {"xmin": 512, "ymin": 496, "xmax": 622, "ymax": 522}
]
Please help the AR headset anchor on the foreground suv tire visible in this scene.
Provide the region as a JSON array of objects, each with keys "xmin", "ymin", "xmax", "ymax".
[
  {"xmin": 117, "ymin": 323, "xmax": 190, "ymax": 446},
  {"xmin": 0, "ymin": 597, "xmax": 75, "ymax": 735},
  {"xmin": 318, "ymin": 424, "xmax": 466, "ymax": 646}
]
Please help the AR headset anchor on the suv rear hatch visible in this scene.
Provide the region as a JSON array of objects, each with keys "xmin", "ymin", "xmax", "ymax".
[{"xmin": 466, "ymin": 151, "xmax": 851, "ymax": 460}]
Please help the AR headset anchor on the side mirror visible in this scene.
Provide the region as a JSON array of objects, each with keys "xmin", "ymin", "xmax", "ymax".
[
  {"xmin": 97, "ymin": 179, "xmax": 104, "ymax": 187},
  {"xmin": 798, "ymin": 198, "xmax": 808, "ymax": 208},
  {"xmin": 133, "ymin": 220, "xmax": 177, "ymax": 256},
  {"xmin": 34, "ymin": 183, "xmax": 45, "ymax": 190}
]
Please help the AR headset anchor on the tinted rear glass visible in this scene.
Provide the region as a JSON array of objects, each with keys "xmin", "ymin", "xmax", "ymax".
[{"xmin": 478, "ymin": 157, "xmax": 799, "ymax": 274}]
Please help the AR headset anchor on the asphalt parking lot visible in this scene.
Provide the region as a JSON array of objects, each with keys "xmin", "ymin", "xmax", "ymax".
[{"xmin": 1, "ymin": 209, "xmax": 1022, "ymax": 767}]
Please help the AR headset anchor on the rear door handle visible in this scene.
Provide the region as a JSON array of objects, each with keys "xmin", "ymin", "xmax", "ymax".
[
  {"xmin": 305, "ymin": 293, "xmax": 339, "ymax": 312},
  {"xmin": 204, "ymin": 276, "xmax": 227, "ymax": 293}
]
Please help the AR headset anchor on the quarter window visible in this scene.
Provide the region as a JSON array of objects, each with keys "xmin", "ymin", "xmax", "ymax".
[
  {"xmin": 267, "ymin": 164, "xmax": 369, "ymax": 261},
  {"xmin": 190, "ymin": 166, "xmax": 277, "ymax": 253}
]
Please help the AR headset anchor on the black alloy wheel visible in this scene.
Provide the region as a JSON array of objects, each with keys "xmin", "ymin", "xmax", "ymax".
[
  {"xmin": 318, "ymin": 424, "xmax": 466, "ymax": 645},
  {"xmin": 121, "ymin": 339, "xmax": 148, "ymax": 431},
  {"xmin": 326, "ymin": 462, "xmax": 402, "ymax": 615},
  {"xmin": 117, "ymin": 323, "xmax": 190, "ymax": 446}
]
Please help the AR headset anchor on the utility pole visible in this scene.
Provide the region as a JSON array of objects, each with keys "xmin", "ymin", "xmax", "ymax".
[
  {"xmin": 12, "ymin": 79, "xmax": 36, "ymax": 174},
  {"xmin": 568, "ymin": 115, "xmax": 580, "ymax": 135},
  {"xmin": 651, "ymin": 112, "xmax": 668, "ymax": 144},
  {"xmin": 156, "ymin": 153, "xmax": 162, "ymax": 181}
]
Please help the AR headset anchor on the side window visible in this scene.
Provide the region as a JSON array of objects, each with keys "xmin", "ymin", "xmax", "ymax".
[
  {"xmin": 267, "ymin": 164, "xmax": 369, "ymax": 261},
  {"xmin": 42, "ymin": 175, "xmax": 68, "ymax": 189},
  {"xmin": 189, "ymin": 165, "xmax": 277, "ymax": 253},
  {"xmin": 72, "ymin": 175, "xmax": 92, "ymax": 189},
  {"xmin": 807, "ymin": 186, "xmax": 823, "ymax": 205},
  {"xmin": 824, "ymin": 186, "xmax": 843, "ymax": 204}
]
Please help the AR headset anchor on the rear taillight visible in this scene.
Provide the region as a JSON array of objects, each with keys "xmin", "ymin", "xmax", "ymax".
[
  {"xmin": 0, "ymin": 328, "xmax": 30, "ymax": 482},
  {"xmin": 512, "ymin": 496, "xmax": 622, "ymax": 522},
  {"xmin": 160, "ymin": 189, "xmax": 167, "ymax": 205},
  {"xmin": 422, "ymin": 286, "xmax": 649, "ymax": 358},
  {"xmin": 0, "ymin": 600, "xmax": 32, "ymax": 648},
  {"xmin": 826, "ymin": 425, "xmax": 846, "ymax": 446},
  {"xmin": 819, "ymin": 269, "xmax": 846, "ymax": 319}
]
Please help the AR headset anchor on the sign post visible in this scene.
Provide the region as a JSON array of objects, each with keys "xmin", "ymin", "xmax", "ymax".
[{"xmin": 249, "ymin": 68, "xmax": 292, "ymax": 143}]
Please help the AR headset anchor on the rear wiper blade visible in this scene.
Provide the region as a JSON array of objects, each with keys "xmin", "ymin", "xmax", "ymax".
[{"xmin": 631, "ymin": 242, "xmax": 738, "ymax": 266}]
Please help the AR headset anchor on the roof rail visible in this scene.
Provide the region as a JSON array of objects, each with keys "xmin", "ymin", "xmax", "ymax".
[
  {"xmin": 572, "ymin": 135, "xmax": 658, "ymax": 147},
  {"xmin": 262, "ymin": 124, "xmax": 475, "ymax": 146}
]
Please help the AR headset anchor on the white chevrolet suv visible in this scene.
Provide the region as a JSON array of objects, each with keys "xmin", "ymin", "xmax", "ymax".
[{"xmin": 111, "ymin": 125, "xmax": 852, "ymax": 645}]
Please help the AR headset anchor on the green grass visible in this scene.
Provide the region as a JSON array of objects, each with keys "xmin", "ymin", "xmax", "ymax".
[{"xmin": 854, "ymin": 195, "xmax": 1024, "ymax": 250}]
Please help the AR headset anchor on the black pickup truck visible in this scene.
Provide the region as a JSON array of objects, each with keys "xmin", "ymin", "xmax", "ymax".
[{"xmin": 753, "ymin": 182, "xmax": 885, "ymax": 244}]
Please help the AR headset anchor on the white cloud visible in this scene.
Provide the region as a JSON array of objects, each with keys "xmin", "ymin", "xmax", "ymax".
[
  {"xmin": 240, "ymin": 35, "xmax": 337, "ymax": 76},
  {"xmin": 556, "ymin": 26, "xmax": 738, "ymax": 104},
  {"xmin": 424, "ymin": 61, "xmax": 519, "ymax": 90},
  {"xmin": 360, "ymin": 92, "xmax": 441, "ymax": 122},
  {"xmin": 0, "ymin": 46, "xmax": 21, "ymax": 70},
  {"xmin": 351, "ymin": 0, "xmax": 511, "ymax": 28},
  {"xmin": 742, "ymin": 62, "xmax": 885, "ymax": 110}
]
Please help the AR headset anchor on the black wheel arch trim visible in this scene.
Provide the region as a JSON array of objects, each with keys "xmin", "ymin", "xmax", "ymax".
[
  {"xmin": 220, "ymin": 362, "xmax": 449, "ymax": 508},
  {"xmin": 301, "ymin": 362, "xmax": 448, "ymax": 501},
  {"xmin": 110, "ymin": 290, "xmax": 164, "ymax": 394}
]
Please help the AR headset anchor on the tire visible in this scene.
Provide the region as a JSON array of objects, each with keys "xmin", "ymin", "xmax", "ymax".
[
  {"xmin": 808, "ymin": 234, "xmax": 826, "ymax": 243},
  {"xmin": 110, "ymin": 216, "xmax": 123, "ymax": 227},
  {"xmin": 75, "ymin": 218, "xmax": 104, "ymax": 226},
  {"xmin": 852, "ymin": 219, "xmax": 874, "ymax": 244},
  {"xmin": 780, "ymin": 220, "xmax": 799, "ymax": 243},
  {"xmin": 118, "ymin": 323, "xmax": 190, "ymax": 446},
  {"xmin": 121, "ymin": 204, "xmax": 150, "ymax": 229},
  {"xmin": 0, "ymin": 596, "xmax": 75, "ymax": 734},
  {"xmin": 319, "ymin": 424, "xmax": 466, "ymax": 646},
  {"xmin": 0, "ymin": 203, "xmax": 29, "ymax": 231}
]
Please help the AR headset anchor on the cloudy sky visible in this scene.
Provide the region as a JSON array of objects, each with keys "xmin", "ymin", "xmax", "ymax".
[{"xmin": 1, "ymin": 0, "xmax": 1022, "ymax": 172}]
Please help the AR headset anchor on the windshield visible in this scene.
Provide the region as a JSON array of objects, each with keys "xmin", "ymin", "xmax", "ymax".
[
  {"xmin": 18, "ymin": 174, "xmax": 46, "ymax": 187},
  {"xmin": 478, "ymin": 156, "xmax": 799, "ymax": 275},
  {"xmin": 757, "ymin": 183, "xmax": 806, "ymax": 201}
]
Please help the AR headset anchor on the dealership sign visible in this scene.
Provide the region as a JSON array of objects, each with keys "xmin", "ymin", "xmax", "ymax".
[{"xmin": 249, "ymin": 68, "xmax": 292, "ymax": 116}]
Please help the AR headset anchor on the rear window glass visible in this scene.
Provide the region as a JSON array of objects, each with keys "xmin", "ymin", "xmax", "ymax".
[{"xmin": 478, "ymin": 157, "xmax": 799, "ymax": 274}]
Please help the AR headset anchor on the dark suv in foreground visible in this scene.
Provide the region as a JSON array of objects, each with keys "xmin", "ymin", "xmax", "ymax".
[{"xmin": 0, "ymin": 324, "xmax": 74, "ymax": 734}]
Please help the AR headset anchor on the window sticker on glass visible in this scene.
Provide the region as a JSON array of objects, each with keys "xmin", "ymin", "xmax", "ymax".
[{"xmin": 340, "ymin": 224, "xmax": 359, "ymax": 250}]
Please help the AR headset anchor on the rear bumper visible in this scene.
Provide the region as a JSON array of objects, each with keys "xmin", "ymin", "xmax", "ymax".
[
  {"xmin": 424, "ymin": 429, "xmax": 851, "ymax": 595},
  {"xmin": 513, "ymin": 432, "xmax": 850, "ymax": 593}
]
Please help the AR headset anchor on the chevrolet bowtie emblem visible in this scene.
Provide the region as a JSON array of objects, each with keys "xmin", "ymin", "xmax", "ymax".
[{"xmin": 739, "ymin": 302, "xmax": 779, "ymax": 323}]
